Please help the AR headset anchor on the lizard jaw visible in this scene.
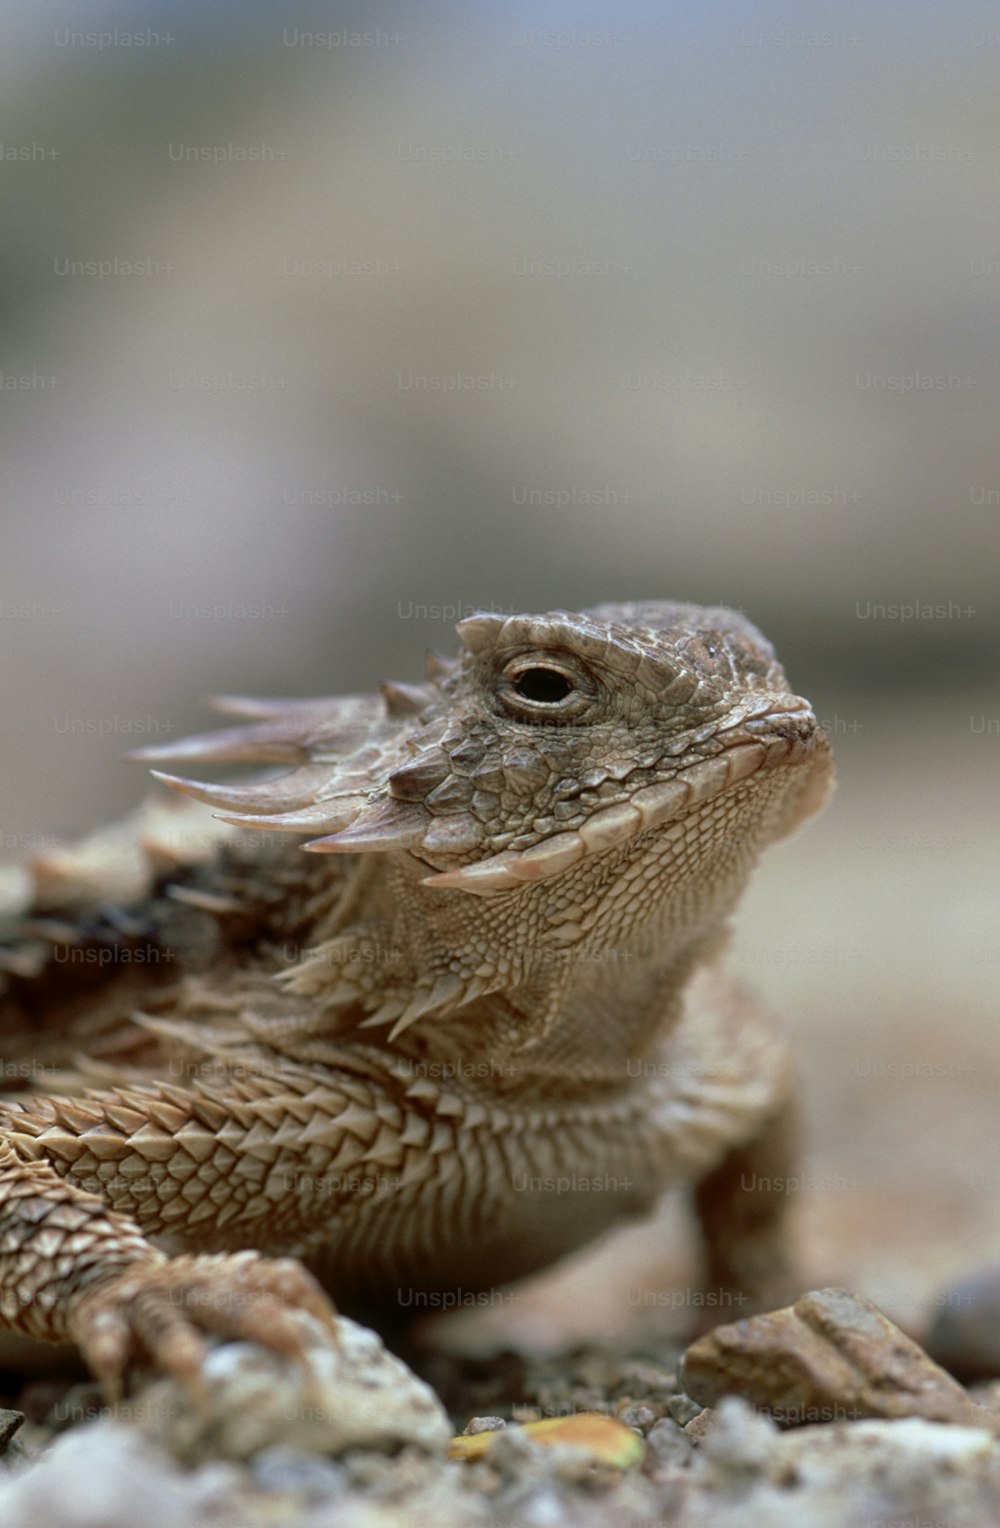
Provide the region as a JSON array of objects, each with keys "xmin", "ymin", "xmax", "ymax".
[{"xmin": 420, "ymin": 710, "xmax": 832, "ymax": 895}]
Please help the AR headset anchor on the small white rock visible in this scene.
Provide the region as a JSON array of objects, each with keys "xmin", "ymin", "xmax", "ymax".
[{"xmin": 127, "ymin": 1314, "xmax": 451, "ymax": 1463}]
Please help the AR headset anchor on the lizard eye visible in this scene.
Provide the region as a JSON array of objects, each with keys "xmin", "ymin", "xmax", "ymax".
[
  {"xmin": 496, "ymin": 654, "xmax": 596, "ymax": 721},
  {"xmin": 514, "ymin": 667, "xmax": 574, "ymax": 704}
]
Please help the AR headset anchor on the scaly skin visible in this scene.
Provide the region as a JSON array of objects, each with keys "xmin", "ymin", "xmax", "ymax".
[{"xmin": 0, "ymin": 602, "xmax": 833, "ymax": 1395}]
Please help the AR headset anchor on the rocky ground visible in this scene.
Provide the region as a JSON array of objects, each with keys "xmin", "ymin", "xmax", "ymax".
[{"xmin": 2, "ymin": 1287, "xmax": 1000, "ymax": 1527}]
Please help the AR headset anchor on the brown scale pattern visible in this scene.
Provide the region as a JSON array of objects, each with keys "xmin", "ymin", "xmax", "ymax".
[{"xmin": 0, "ymin": 601, "xmax": 831, "ymax": 1393}]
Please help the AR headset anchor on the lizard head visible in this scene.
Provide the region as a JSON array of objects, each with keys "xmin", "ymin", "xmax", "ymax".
[{"xmin": 131, "ymin": 601, "xmax": 833, "ymax": 897}]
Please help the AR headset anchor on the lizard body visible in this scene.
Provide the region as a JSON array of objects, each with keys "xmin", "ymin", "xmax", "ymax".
[{"xmin": 0, "ymin": 602, "xmax": 832, "ymax": 1392}]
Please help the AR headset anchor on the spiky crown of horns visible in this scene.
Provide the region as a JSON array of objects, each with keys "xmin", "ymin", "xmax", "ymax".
[{"xmin": 130, "ymin": 608, "xmax": 831, "ymax": 897}]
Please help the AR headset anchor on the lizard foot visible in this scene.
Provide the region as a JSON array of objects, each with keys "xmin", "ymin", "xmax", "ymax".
[{"xmin": 68, "ymin": 1250, "xmax": 339, "ymax": 1403}]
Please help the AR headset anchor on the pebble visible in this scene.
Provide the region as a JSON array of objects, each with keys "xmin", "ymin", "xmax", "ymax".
[
  {"xmin": 614, "ymin": 1401, "xmax": 657, "ymax": 1432},
  {"xmin": 251, "ymin": 1446, "xmax": 348, "ymax": 1498},
  {"xmin": 127, "ymin": 1313, "xmax": 452, "ymax": 1464},
  {"xmin": 643, "ymin": 1416, "xmax": 694, "ymax": 1470},
  {"xmin": 680, "ymin": 1286, "xmax": 993, "ymax": 1429},
  {"xmin": 666, "ymin": 1392, "xmax": 705, "ymax": 1427},
  {"xmin": 0, "ymin": 1411, "xmax": 24, "ymax": 1456},
  {"xmin": 926, "ymin": 1266, "xmax": 1000, "ymax": 1382},
  {"xmin": 0, "ymin": 1426, "xmax": 197, "ymax": 1528}
]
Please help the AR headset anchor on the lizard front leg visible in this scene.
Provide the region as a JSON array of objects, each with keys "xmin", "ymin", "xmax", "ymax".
[
  {"xmin": 656, "ymin": 966, "xmax": 803, "ymax": 1323},
  {"xmin": 692, "ymin": 1087, "xmax": 801, "ymax": 1318},
  {"xmin": 0, "ymin": 1148, "xmax": 330, "ymax": 1399},
  {"xmin": 0, "ymin": 1062, "xmax": 384, "ymax": 1398}
]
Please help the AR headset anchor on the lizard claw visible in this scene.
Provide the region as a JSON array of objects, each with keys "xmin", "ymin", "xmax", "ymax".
[{"xmin": 69, "ymin": 1251, "xmax": 339, "ymax": 1403}]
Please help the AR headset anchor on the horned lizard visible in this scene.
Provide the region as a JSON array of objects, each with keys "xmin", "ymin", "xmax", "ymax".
[{"xmin": 0, "ymin": 602, "xmax": 833, "ymax": 1401}]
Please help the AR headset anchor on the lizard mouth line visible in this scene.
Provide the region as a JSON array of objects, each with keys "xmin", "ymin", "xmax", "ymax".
[
  {"xmin": 419, "ymin": 704, "xmax": 829, "ymax": 895},
  {"xmin": 135, "ymin": 696, "xmax": 828, "ymax": 899}
]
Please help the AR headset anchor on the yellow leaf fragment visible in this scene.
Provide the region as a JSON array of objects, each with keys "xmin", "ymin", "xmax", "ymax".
[{"xmin": 449, "ymin": 1412, "xmax": 644, "ymax": 1467}]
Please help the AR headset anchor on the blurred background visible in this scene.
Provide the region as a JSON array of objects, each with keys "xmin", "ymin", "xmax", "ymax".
[{"xmin": 1, "ymin": 0, "xmax": 998, "ymax": 1348}]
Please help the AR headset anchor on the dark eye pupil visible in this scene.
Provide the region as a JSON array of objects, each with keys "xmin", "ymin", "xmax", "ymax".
[{"xmin": 514, "ymin": 668, "xmax": 573, "ymax": 704}]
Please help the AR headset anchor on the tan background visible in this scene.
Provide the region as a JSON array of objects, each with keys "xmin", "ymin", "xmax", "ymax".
[{"xmin": 1, "ymin": 1, "xmax": 998, "ymax": 1348}]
